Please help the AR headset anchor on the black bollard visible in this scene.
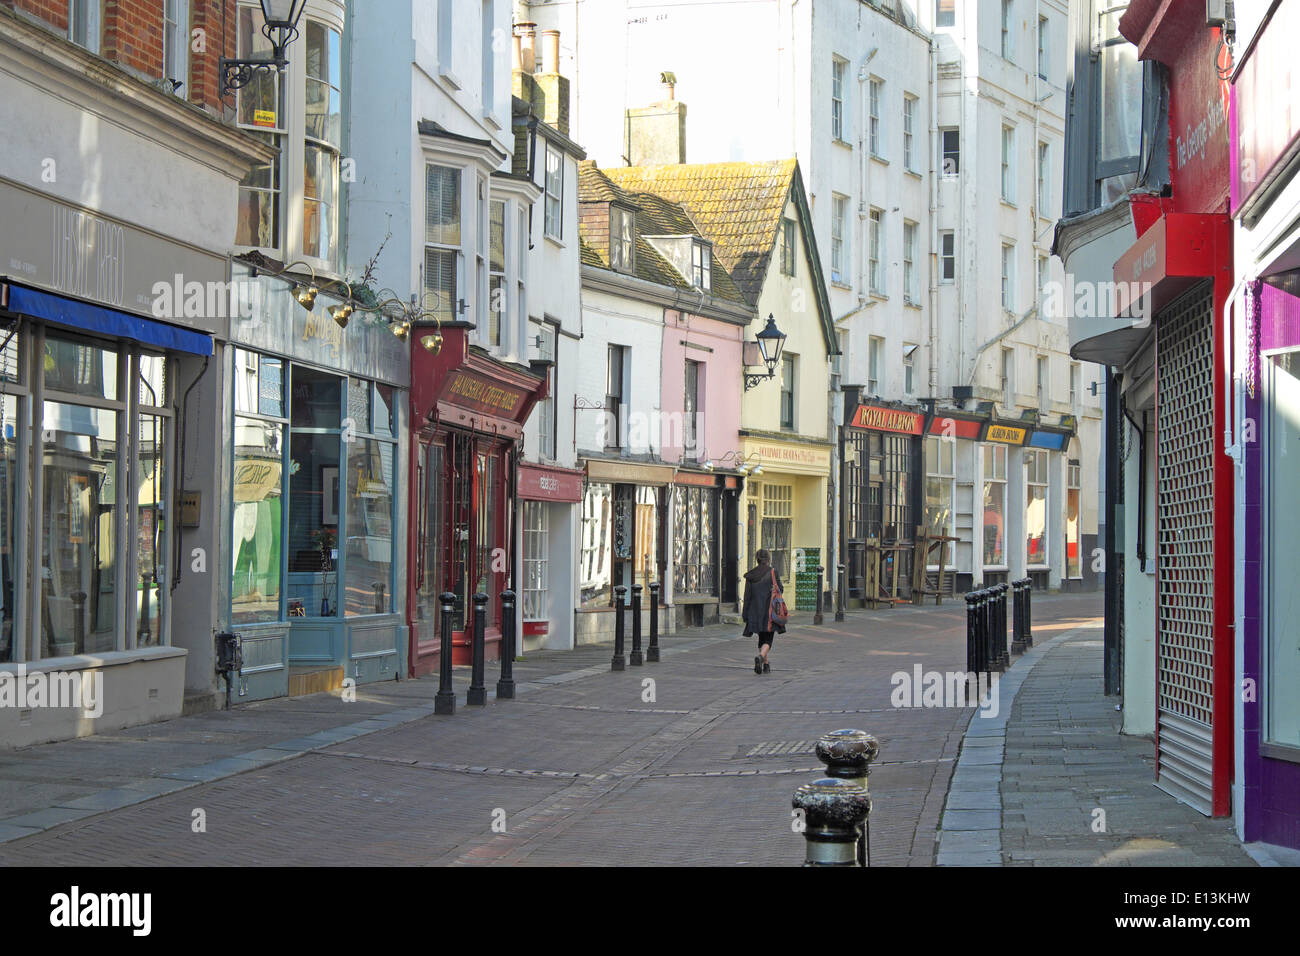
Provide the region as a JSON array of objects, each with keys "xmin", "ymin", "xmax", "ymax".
[
  {"xmin": 998, "ymin": 583, "xmax": 1010, "ymax": 668},
  {"xmin": 835, "ymin": 563, "xmax": 846, "ymax": 622},
  {"xmin": 646, "ymin": 582, "xmax": 661, "ymax": 662},
  {"xmin": 435, "ymin": 591, "xmax": 457, "ymax": 715},
  {"xmin": 965, "ymin": 591, "xmax": 979, "ymax": 690},
  {"xmin": 1023, "ymin": 578, "xmax": 1034, "ymax": 648},
  {"xmin": 630, "ymin": 584, "xmax": 644, "ymax": 665},
  {"xmin": 611, "ymin": 584, "xmax": 627, "ymax": 671},
  {"xmin": 467, "ymin": 592, "xmax": 488, "ymax": 705},
  {"xmin": 814, "ymin": 566, "xmax": 825, "ymax": 625},
  {"xmin": 497, "ymin": 589, "xmax": 517, "ymax": 700},
  {"xmin": 792, "ymin": 778, "xmax": 872, "ymax": 866},
  {"xmin": 815, "ymin": 729, "xmax": 880, "ymax": 866}
]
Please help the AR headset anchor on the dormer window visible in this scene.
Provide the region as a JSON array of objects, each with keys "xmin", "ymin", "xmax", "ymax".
[
  {"xmin": 611, "ymin": 205, "xmax": 635, "ymax": 273},
  {"xmin": 692, "ymin": 241, "xmax": 711, "ymax": 290}
]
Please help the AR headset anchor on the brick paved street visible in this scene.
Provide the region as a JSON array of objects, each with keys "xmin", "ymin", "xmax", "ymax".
[{"xmin": 0, "ymin": 593, "xmax": 1254, "ymax": 867}]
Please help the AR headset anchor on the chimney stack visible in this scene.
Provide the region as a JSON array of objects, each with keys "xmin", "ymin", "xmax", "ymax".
[
  {"xmin": 512, "ymin": 24, "xmax": 570, "ymax": 137},
  {"xmin": 625, "ymin": 72, "xmax": 687, "ymax": 166}
]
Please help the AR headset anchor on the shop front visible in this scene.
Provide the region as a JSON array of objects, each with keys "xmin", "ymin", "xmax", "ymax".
[
  {"xmin": 225, "ymin": 264, "xmax": 409, "ymax": 699},
  {"xmin": 518, "ymin": 461, "xmax": 583, "ymax": 651},
  {"xmin": 739, "ymin": 434, "xmax": 832, "ymax": 612},
  {"xmin": 670, "ymin": 468, "xmax": 742, "ymax": 627},
  {"xmin": 1113, "ymin": 1, "xmax": 1235, "ymax": 818},
  {"xmin": 408, "ymin": 325, "xmax": 545, "ymax": 674},
  {"xmin": 922, "ymin": 408, "xmax": 986, "ymax": 593},
  {"xmin": 841, "ymin": 401, "xmax": 922, "ymax": 606},
  {"xmin": 0, "ymin": 182, "xmax": 234, "ymax": 743},
  {"xmin": 576, "ymin": 458, "xmax": 673, "ymax": 644},
  {"xmin": 1230, "ymin": 0, "xmax": 1300, "ymax": 850}
]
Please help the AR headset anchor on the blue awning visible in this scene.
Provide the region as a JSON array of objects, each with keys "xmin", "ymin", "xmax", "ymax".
[
  {"xmin": 1026, "ymin": 430, "xmax": 1067, "ymax": 450},
  {"xmin": 3, "ymin": 283, "xmax": 213, "ymax": 356}
]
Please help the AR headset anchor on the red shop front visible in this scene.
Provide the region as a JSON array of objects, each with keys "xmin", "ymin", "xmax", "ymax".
[{"xmin": 407, "ymin": 325, "xmax": 546, "ymax": 674}]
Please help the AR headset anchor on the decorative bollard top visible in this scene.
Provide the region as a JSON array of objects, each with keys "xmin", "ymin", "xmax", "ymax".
[
  {"xmin": 472, "ymin": 592, "xmax": 489, "ymax": 606},
  {"xmin": 815, "ymin": 729, "xmax": 880, "ymax": 781},
  {"xmin": 440, "ymin": 591, "xmax": 457, "ymax": 606},
  {"xmin": 792, "ymin": 777, "xmax": 872, "ymax": 831},
  {"xmin": 500, "ymin": 589, "xmax": 516, "ymax": 603}
]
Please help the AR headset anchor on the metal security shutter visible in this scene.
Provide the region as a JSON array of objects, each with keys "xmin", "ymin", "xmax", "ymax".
[{"xmin": 1155, "ymin": 283, "xmax": 1216, "ymax": 815}]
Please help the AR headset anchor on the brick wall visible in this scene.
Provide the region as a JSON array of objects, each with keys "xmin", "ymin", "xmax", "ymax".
[
  {"xmin": 2, "ymin": 0, "xmax": 238, "ymax": 115},
  {"xmin": 578, "ymin": 202, "xmax": 609, "ymax": 260}
]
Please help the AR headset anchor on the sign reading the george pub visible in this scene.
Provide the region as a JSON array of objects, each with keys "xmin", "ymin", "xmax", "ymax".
[{"xmin": 850, "ymin": 404, "xmax": 924, "ymax": 435}]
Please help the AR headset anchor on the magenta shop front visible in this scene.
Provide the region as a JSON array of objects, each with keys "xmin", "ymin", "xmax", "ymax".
[{"xmin": 1231, "ymin": 0, "xmax": 1300, "ymax": 851}]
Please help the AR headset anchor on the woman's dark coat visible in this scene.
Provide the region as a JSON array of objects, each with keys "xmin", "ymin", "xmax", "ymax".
[{"xmin": 741, "ymin": 564, "xmax": 786, "ymax": 637}]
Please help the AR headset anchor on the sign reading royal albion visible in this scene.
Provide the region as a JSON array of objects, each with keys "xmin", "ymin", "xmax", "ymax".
[{"xmin": 850, "ymin": 404, "xmax": 923, "ymax": 435}]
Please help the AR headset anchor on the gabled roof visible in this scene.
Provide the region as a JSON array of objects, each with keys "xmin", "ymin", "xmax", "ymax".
[
  {"xmin": 576, "ymin": 161, "xmax": 748, "ymax": 308},
  {"xmin": 596, "ymin": 160, "xmax": 837, "ymax": 355}
]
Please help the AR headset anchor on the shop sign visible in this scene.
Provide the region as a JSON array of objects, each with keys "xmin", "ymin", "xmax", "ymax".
[
  {"xmin": 1027, "ymin": 431, "xmax": 1067, "ymax": 451},
  {"xmin": 1233, "ymin": 1, "xmax": 1300, "ymax": 220},
  {"xmin": 0, "ymin": 181, "xmax": 227, "ymax": 331},
  {"xmin": 674, "ymin": 471, "xmax": 717, "ymax": 488},
  {"xmin": 519, "ymin": 464, "xmax": 583, "ymax": 502},
  {"xmin": 928, "ymin": 416, "xmax": 982, "ymax": 440},
  {"xmin": 1167, "ymin": 26, "xmax": 1230, "ymax": 216},
  {"xmin": 443, "ymin": 370, "xmax": 528, "ymax": 418},
  {"xmin": 850, "ymin": 405, "xmax": 923, "ymax": 434},
  {"xmin": 749, "ymin": 443, "xmax": 832, "ymax": 470},
  {"xmin": 984, "ymin": 424, "xmax": 1027, "ymax": 445}
]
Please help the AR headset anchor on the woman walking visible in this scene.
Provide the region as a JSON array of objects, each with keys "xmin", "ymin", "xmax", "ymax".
[{"xmin": 741, "ymin": 549, "xmax": 786, "ymax": 673}]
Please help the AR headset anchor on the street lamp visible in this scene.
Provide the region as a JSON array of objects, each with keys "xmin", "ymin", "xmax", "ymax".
[
  {"xmin": 219, "ymin": 0, "xmax": 310, "ymax": 95},
  {"xmin": 744, "ymin": 314, "xmax": 787, "ymax": 390}
]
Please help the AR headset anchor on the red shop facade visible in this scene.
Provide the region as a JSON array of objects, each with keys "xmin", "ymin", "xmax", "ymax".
[
  {"xmin": 1115, "ymin": 2, "xmax": 1235, "ymax": 816},
  {"xmin": 407, "ymin": 324, "xmax": 546, "ymax": 674}
]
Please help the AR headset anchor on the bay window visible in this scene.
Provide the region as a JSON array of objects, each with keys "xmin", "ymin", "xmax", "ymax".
[
  {"xmin": 303, "ymin": 21, "xmax": 342, "ymax": 262},
  {"xmin": 425, "ymin": 164, "xmax": 462, "ymax": 325}
]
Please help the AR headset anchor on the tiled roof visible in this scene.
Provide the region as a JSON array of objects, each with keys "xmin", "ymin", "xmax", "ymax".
[
  {"xmin": 598, "ymin": 160, "xmax": 798, "ymax": 307},
  {"xmin": 576, "ymin": 160, "xmax": 748, "ymax": 307}
]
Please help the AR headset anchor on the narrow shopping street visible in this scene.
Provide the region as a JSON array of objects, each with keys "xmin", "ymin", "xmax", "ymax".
[{"xmin": 0, "ymin": 595, "xmax": 1250, "ymax": 866}]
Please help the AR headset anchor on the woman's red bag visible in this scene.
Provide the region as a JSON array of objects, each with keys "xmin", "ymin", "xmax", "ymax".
[{"xmin": 768, "ymin": 567, "xmax": 790, "ymax": 627}]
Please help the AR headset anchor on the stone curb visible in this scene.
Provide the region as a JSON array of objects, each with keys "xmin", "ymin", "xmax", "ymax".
[{"xmin": 935, "ymin": 623, "xmax": 1100, "ymax": 867}]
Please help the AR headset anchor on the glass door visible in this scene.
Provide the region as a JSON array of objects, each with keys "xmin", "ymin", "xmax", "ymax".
[{"xmin": 286, "ymin": 366, "xmax": 342, "ymax": 618}]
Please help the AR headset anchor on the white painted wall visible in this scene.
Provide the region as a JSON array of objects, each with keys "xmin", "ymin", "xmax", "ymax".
[{"xmin": 574, "ymin": 284, "xmax": 664, "ymax": 455}]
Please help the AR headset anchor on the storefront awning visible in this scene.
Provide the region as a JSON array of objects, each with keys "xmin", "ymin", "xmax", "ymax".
[{"xmin": 2, "ymin": 283, "xmax": 213, "ymax": 356}]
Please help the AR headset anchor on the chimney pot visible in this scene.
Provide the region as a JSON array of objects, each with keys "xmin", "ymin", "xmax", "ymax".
[
  {"xmin": 541, "ymin": 29, "xmax": 560, "ymax": 74},
  {"xmin": 519, "ymin": 22, "xmax": 537, "ymax": 74}
]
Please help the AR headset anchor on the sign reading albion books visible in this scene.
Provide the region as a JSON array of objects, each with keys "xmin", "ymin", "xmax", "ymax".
[{"xmin": 850, "ymin": 404, "xmax": 923, "ymax": 434}]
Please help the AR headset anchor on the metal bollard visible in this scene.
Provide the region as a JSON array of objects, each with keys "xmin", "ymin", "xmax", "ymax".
[
  {"xmin": 435, "ymin": 591, "xmax": 457, "ymax": 715},
  {"xmin": 467, "ymin": 592, "xmax": 488, "ymax": 706},
  {"xmin": 646, "ymin": 582, "xmax": 661, "ymax": 662},
  {"xmin": 611, "ymin": 584, "xmax": 627, "ymax": 671},
  {"xmin": 815, "ymin": 729, "xmax": 880, "ymax": 866},
  {"xmin": 630, "ymin": 584, "xmax": 644, "ymax": 666},
  {"xmin": 496, "ymin": 589, "xmax": 517, "ymax": 700},
  {"xmin": 792, "ymin": 778, "xmax": 872, "ymax": 866},
  {"xmin": 835, "ymin": 563, "xmax": 846, "ymax": 622},
  {"xmin": 993, "ymin": 584, "xmax": 1007, "ymax": 670},
  {"xmin": 1023, "ymin": 578, "xmax": 1034, "ymax": 648},
  {"xmin": 814, "ymin": 566, "xmax": 825, "ymax": 625},
  {"xmin": 138, "ymin": 571, "xmax": 154, "ymax": 642},
  {"xmin": 965, "ymin": 591, "xmax": 979, "ymax": 685}
]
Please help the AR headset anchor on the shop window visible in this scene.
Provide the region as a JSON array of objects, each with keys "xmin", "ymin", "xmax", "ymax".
[
  {"xmin": 135, "ymin": 413, "xmax": 169, "ymax": 646},
  {"xmin": 580, "ymin": 482, "xmax": 613, "ymax": 607},
  {"xmin": 634, "ymin": 485, "xmax": 659, "ymax": 589},
  {"xmin": 674, "ymin": 486, "xmax": 717, "ymax": 595},
  {"xmin": 1264, "ymin": 350, "xmax": 1300, "ymax": 750},
  {"xmin": 882, "ymin": 434, "xmax": 914, "ymax": 542},
  {"xmin": 232, "ymin": 351, "xmax": 286, "ymax": 627},
  {"xmin": 0, "ymin": 330, "xmax": 21, "ymax": 661},
  {"xmin": 286, "ymin": 366, "xmax": 342, "ymax": 617},
  {"xmin": 41, "ymin": 402, "xmax": 119, "ymax": 656},
  {"xmin": 1025, "ymin": 448, "xmax": 1048, "ymax": 567},
  {"xmin": 345, "ymin": 438, "xmax": 395, "ymax": 616},
  {"xmin": 523, "ymin": 501, "xmax": 549, "ymax": 620},
  {"xmin": 924, "ymin": 435, "xmax": 956, "ymax": 546},
  {"xmin": 761, "ymin": 483, "xmax": 793, "ymax": 582},
  {"xmin": 1066, "ymin": 461, "xmax": 1081, "ymax": 579},
  {"xmin": 474, "ymin": 451, "xmax": 500, "ymax": 624},
  {"xmin": 982, "ymin": 444, "xmax": 1007, "ymax": 567},
  {"xmin": 415, "ymin": 441, "xmax": 445, "ymax": 640}
]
